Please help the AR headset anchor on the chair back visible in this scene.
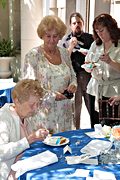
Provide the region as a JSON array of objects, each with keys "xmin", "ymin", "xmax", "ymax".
[{"xmin": 99, "ymin": 99, "xmax": 120, "ymax": 127}]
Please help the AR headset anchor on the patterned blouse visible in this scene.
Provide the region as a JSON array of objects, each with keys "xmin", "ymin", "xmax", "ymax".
[{"xmin": 22, "ymin": 46, "xmax": 77, "ymax": 133}]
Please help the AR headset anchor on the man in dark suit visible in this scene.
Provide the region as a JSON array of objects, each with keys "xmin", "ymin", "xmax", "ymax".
[{"xmin": 59, "ymin": 12, "xmax": 94, "ymax": 129}]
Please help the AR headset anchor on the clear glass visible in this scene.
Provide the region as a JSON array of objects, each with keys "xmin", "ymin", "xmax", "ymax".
[
  {"xmin": 99, "ymin": 140, "xmax": 120, "ymax": 164},
  {"xmin": 114, "ymin": 140, "xmax": 120, "ymax": 159}
]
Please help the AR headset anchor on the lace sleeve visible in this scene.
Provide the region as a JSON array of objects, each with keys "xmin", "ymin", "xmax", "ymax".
[{"xmin": 22, "ymin": 48, "xmax": 39, "ymax": 79}]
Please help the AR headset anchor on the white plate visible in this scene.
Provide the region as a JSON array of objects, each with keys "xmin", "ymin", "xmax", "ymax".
[
  {"xmin": 43, "ymin": 136, "xmax": 69, "ymax": 146},
  {"xmin": 78, "ymin": 48, "xmax": 89, "ymax": 55}
]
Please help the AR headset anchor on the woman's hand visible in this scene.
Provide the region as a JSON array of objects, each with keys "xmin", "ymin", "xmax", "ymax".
[
  {"xmin": 8, "ymin": 153, "xmax": 23, "ymax": 180},
  {"xmin": 82, "ymin": 62, "xmax": 97, "ymax": 73},
  {"xmin": 55, "ymin": 92, "xmax": 67, "ymax": 101},
  {"xmin": 67, "ymin": 84, "xmax": 77, "ymax": 93},
  {"xmin": 55, "ymin": 84, "xmax": 77, "ymax": 101},
  {"xmin": 108, "ymin": 96, "xmax": 120, "ymax": 106},
  {"xmin": 100, "ymin": 53, "xmax": 120, "ymax": 72},
  {"xmin": 99, "ymin": 53, "xmax": 111, "ymax": 64},
  {"xmin": 27, "ymin": 128, "xmax": 49, "ymax": 144}
]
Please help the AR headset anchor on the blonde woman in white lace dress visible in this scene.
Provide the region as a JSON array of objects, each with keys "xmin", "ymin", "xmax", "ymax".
[{"xmin": 22, "ymin": 15, "xmax": 77, "ymax": 133}]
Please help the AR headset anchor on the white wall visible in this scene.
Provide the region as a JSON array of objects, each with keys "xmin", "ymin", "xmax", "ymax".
[
  {"xmin": 89, "ymin": 0, "xmax": 110, "ymax": 34},
  {"xmin": 21, "ymin": 0, "xmax": 43, "ymax": 77},
  {"xmin": 111, "ymin": 0, "xmax": 120, "ymax": 26}
]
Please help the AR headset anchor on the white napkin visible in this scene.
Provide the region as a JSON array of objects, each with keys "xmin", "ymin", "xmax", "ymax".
[
  {"xmin": 11, "ymin": 150, "xmax": 58, "ymax": 178},
  {"xmin": 66, "ymin": 156, "xmax": 98, "ymax": 165},
  {"xmin": 80, "ymin": 139, "xmax": 112, "ymax": 156},
  {"xmin": 86, "ymin": 124, "xmax": 111, "ymax": 139},
  {"xmin": 67, "ymin": 169, "xmax": 90, "ymax": 177},
  {"xmin": 93, "ymin": 170, "xmax": 116, "ymax": 180},
  {"xmin": 63, "ymin": 145, "xmax": 72, "ymax": 154},
  {"xmin": 68, "ymin": 170, "xmax": 116, "ymax": 180},
  {"xmin": 85, "ymin": 131, "xmax": 105, "ymax": 138}
]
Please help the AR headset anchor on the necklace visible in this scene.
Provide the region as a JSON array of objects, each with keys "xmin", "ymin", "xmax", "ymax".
[
  {"xmin": 40, "ymin": 46, "xmax": 62, "ymax": 65},
  {"xmin": 41, "ymin": 47, "xmax": 58, "ymax": 62},
  {"xmin": 43, "ymin": 49, "xmax": 57, "ymax": 61},
  {"xmin": 45, "ymin": 48, "xmax": 57, "ymax": 55}
]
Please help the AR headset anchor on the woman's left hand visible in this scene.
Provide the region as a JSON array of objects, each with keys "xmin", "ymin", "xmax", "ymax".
[
  {"xmin": 8, "ymin": 153, "xmax": 24, "ymax": 180},
  {"xmin": 108, "ymin": 96, "xmax": 120, "ymax": 106},
  {"xmin": 55, "ymin": 92, "xmax": 67, "ymax": 101},
  {"xmin": 99, "ymin": 53, "xmax": 111, "ymax": 64},
  {"xmin": 55, "ymin": 85, "xmax": 77, "ymax": 101}
]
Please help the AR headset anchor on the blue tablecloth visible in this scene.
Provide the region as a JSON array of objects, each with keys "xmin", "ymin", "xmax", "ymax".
[
  {"xmin": 0, "ymin": 79, "xmax": 16, "ymax": 106},
  {"xmin": 0, "ymin": 87, "xmax": 13, "ymax": 106},
  {"xmin": 19, "ymin": 129, "xmax": 120, "ymax": 180}
]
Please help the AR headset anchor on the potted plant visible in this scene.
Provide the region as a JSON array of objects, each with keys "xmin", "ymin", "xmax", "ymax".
[
  {"xmin": 0, "ymin": 38, "xmax": 16, "ymax": 78},
  {"xmin": 0, "ymin": 0, "xmax": 7, "ymax": 9}
]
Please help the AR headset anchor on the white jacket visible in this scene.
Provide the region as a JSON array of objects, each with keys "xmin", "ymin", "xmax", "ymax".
[{"xmin": 0, "ymin": 104, "xmax": 30, "ymax": 180}]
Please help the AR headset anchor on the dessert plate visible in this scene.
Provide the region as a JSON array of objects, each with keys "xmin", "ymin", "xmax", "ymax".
[{"xmin": 43, "ymin": 136, "xmax": 69, "ymax": 146}]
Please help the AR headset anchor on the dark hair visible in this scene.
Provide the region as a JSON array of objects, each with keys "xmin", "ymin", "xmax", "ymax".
[
  {"xmin": 93, "ymin": 13, "xmax": 120, "ymax": 46},
  {"xmin": 69, "ymin": 12, "xmax": 84, "ymax": 25}
]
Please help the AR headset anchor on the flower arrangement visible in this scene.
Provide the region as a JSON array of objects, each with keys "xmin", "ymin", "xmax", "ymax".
[
  {"xmin": 102, "ymin": 125, "xmax": 111, "ymax": 138},
  {"xmin": 112, "ymin": 126, "xmax": 120, "ymax": 140}
]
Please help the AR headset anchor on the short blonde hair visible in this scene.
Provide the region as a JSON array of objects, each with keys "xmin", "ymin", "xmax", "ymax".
[
  {"xmin": 12, "ymin": 79, "xmax": 44, "ymax": 103},
  {"xmin": 37, "ymin": 15, "xmax": 67, "ymax": 39}
]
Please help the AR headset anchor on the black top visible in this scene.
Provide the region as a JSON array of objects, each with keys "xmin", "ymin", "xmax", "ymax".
[{"xmin": 59, "ymin": 32, "xmax": 94, "ymax": 73}]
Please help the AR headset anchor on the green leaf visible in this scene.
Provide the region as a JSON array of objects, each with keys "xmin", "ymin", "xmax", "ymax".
[
  {"xmin": 0, "ymin": 0, "xmax": 7, "ymax": 9},
  {"xmin": 0, "ymin": 39, "xmax": 16, "ymax": 57}
]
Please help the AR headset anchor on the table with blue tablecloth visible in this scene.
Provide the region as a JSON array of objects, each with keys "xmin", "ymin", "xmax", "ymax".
[
  {"xmin": 18, "ymin": 129, "xmax": 120, "ymax": 180},
  {"xmin": 0, "ymin": 78, "xmax": 16, "ymax": 107}
]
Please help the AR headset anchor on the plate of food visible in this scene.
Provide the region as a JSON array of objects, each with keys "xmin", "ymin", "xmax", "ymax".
[
  {"xmin": 81, "ymin": 63, "xmax": 94, "ymax": 73},
  {"xmin": 43, "ymin": 136, "xmax": 69, "ymax": 146}
]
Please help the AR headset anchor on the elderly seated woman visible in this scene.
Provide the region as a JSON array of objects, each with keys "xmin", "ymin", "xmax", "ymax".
[{"xmin": 0, "ymin": 79, "xmax": 49, "ymax": 180}]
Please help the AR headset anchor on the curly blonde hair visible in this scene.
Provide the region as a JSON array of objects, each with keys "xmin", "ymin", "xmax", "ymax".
[
  {"xmin": 37, "ymin": 15, "xmax": 67, "ymax": 39},
  {"xmin": 12, "ymin": 79, "xmax": 44, "ymax": 103}
]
